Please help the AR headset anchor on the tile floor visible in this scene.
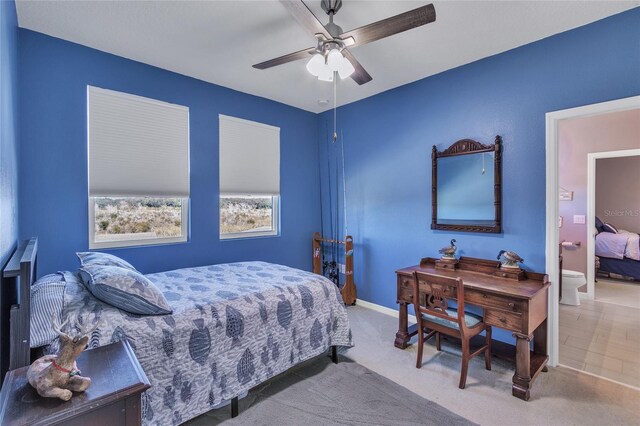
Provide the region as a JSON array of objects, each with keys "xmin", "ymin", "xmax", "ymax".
[
  {"xmin": 559, "ymin": 279, "xmax": 640, "ymax": 388},
  {"xmin": 595, "ymin": 277, "xmax": 640, "ymax": 309}
]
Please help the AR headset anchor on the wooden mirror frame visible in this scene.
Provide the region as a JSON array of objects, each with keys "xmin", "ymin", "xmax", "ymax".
[{"xmin": 431, "ymin": 135, "xmax": 502, "ymax": 233}]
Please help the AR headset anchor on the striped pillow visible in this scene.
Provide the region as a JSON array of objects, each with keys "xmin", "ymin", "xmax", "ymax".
[
  {"xmin": 602, "ymin": 223, "xmax": 618, "ymax": 234},
  {"xmin": 30, "ymin": 273, "xmax": 66, "ymax": 348},
  {"xmin": 78, "ymin": 264, "xmax": 172, "ymax": 315}
]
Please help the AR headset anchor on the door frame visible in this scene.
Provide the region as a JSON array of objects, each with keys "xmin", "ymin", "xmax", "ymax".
[
  {"xmin": 587, "ymin": 149, "xmax": 640, "ymax": 299},
  {"xmin": 544, "ymin": 95, "xmax": 640, "ymax": 367}
]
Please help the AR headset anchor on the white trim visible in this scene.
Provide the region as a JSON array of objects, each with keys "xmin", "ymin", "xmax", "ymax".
[
  {"xmin": 545, "ymin": 95, "xmax": 640, "ymax": 367},
  {"xmin": 88, "ymin": 197, "xmax": 189, "ymax": 249},
  {"xmin": 356, "ymin": 299, "xmax": 417, "ymax": 324},
  {"xmin": 587, "ymin": 149, "xmax": 640, "ymax": 299}
]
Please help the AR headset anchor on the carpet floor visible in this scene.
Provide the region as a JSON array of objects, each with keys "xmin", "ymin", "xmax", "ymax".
[
  {"xmin": 187, "ymin": 305, "xmax": 640, "ymax": 425},
  {"xmin": 345, "ymin": 305, "xmax": 640, "ymax": 425},
  {"xmin": 186, "ymin": 355, "xmax": 474, "ymax": 425}
]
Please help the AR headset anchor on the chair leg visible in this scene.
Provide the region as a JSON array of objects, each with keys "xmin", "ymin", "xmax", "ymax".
[
  {"xmin": 485, "ymin": 327, "xmax": 492, "ymax": 371},
  {"xmin": 416, "ymin": 328, "xmax": 424, "ymax": 369},
  {"xmin": 459, "ymin": 339, "xmax": 469, "ymax": 389},
  {"xmin": 435, "ymin": 332, "xmax": 441, "ymax": 351}
]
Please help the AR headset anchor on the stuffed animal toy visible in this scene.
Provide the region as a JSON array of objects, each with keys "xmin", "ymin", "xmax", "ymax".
[{"xmin": 27, "ymin": 317, "xmax": 100, "ymax": 401}]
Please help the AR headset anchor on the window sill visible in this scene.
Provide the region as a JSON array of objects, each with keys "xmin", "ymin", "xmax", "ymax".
[
  {"xmin": 89, "ymin": 236, "xmax": 188, "ymax": 250},
  {"xmin": 220, "ymin": 231, "xmax": 278, "ymax": 241}
]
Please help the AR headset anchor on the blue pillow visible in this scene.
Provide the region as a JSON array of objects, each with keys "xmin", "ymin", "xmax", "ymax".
[
  {"xmin": 602, "ymin": 223, "xmax": 618, "ymax": 234},
  {"xmin": 77, "ymin": 252, "xmax": 137, "ymax": 272},
  {"xmin": 595, "ymin": 217, "xmax": 604, "ymax": 232},
  {"xmin": 78, "ymin": 264, "xmax": 172, "ymax": 315}
]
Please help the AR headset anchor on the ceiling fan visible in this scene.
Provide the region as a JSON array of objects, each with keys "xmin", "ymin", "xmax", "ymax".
[{"xmin": 253, "ymin": 0, "xmax": 436, "ymax": 85}]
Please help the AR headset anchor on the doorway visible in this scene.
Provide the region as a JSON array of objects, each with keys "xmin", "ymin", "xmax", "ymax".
[
  {"xmin": 588, "ymin": 151, "xmax": 640, "ymax": 303},
  {"xmin": 544, "ymin": 95, "xmax": 640, "ymax": 374}
]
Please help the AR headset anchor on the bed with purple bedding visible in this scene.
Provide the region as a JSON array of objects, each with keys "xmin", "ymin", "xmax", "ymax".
[{"xmin": 595, "ymin": 229, "xmax": 640, "ymax": 280}]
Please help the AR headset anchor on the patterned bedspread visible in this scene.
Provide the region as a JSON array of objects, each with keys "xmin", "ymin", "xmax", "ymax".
[{"xmin": 59, "ymin": 262, "xmax": 353, "ymax": 425}]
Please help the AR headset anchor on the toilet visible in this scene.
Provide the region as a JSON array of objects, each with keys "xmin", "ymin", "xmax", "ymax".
[{"xmin": 561, "ymin": 269, "xmax": 586, "ymax": 306}]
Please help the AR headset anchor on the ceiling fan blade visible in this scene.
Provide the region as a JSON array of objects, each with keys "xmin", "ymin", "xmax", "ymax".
[
  {"xmin": 339, "ymin": 3, "xmax": 436, "ymax": 48},
  {"xmin": 342, "ymin": 49, "xmax": 372, "ymax": 85},
  {"xmin": 253, "ymin": 46, "xmax": 316, "ymax": 70},
  {"xmin": 280, "ymin": 0, "xmax": 333, "ymax": 41}
]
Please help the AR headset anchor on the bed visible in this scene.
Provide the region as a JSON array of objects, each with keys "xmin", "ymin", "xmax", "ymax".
[
  {"xmin": 595, "ymin": 224, "xmax": 640, "ymax": 281},
  {"xmin": 0, "ymin": 238, "xmax": 353, "ymax": 425}
]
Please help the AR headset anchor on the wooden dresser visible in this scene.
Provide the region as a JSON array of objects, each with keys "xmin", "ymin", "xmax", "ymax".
[
  {"xmin": 0, "ymin": 340, "xmax": 150, "ymax": 425},
  {"xmin": 396, "ymin": 257, "xmax": 549, "ymax": 401}
]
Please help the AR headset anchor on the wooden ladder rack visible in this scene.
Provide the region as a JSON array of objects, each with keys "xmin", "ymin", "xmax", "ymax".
[{"xmin": 312, "ymin": 232, "xmax": 357, "ymax": 305}]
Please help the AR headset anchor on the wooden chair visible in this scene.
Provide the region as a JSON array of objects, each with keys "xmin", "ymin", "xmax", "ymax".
[{"xmin": 412, "ymin": 271, "xmax": 492, "ymax": 389}]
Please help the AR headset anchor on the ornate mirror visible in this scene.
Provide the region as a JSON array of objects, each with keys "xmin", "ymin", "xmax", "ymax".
[{"xmin": 431, "ymin": 136, "xmax": 502, "ymax": 233}]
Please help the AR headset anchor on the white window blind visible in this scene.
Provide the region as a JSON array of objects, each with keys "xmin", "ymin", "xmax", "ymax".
[
  {"xmin": 219, "ymin": 115, "xmax": 280, "ymax": 195},
  {"xmin": 88, "ymin": 86, "xmax": 190, "ymax": 197}
]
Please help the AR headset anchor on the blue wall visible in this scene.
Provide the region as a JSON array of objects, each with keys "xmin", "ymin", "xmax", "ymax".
[
  {"xmin": 18, "ymin": 29, "xmax": 320, "ymax": 276},
  {"xmin": 14, "ymin": 7, "xmax": 640, "ymax": 320},
  {"xmin": 318, "ymin": 8, "xmax": 640, "ymax": 319},
  {"xmin": 0, "ymin": 0, "xmax": 19, "ymax": 267}
]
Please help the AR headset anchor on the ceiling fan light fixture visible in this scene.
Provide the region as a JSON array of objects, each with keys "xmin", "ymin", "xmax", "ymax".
[
  {"xmin": 306, "ymin": 53, "xmax": 325, "ymax": 77},
  {"xmin": 326, "ymin": 48, "xmax": 343, "ymax": 72},
  {"xmin": 317, "ymin": 66, "xmax": 334, "ymax": 82},
  {"xmin": 337, "ymin": 57, "xmax": 355, "ymax": 79}
]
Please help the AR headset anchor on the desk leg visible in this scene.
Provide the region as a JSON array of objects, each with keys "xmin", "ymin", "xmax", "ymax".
[
  {"xmin": 533, "ymin": 318, "xmax": 549, "ymax": 373},
  {"xmin": 395, "ymin": 302, "xmax": 410, "ymax": 349},
  {"xmin": 512, "ymin": 332, "xmax": 532, "ymax": 401}
]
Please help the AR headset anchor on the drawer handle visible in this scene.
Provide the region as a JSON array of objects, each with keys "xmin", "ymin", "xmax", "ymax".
[
  {"xmin": 499, "ymin": 317, "xmax": 507, "ymax": 323},
  {"xmin": 508, "ymin": 302, "xmax": 515, "ymax": 309},
  {"xmin": 482, "ymin": 294, "xmax": 488, "ymax": 298}
]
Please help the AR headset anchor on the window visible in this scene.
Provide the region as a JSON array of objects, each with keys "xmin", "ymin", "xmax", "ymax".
[
  {"xmin": 219, "ymin": 115, "xmax": 280, "ymax": 239},
  {"xmin": 88, "ymin": 87, "xmax": 190, "ymax": 249},
  {"xmin": 91, "ymin": 197, "xmax": 188, "ymax": 247},
  {"xmin": 220, "ymin": 195, "xmax": 278, "ymax": 238}
]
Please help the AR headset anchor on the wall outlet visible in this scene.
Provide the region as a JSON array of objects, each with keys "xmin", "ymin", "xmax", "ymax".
[
  {"xmin": 339, "ymin": 263, "xmax": 346, "ymax": 274},
  {"xmin": 573, "ymin": 215, "xmax": 586, "ymax": 224}
]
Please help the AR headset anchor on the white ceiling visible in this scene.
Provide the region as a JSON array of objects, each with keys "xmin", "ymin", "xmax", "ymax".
[{"xmin": 16, "ymin": 0, "xmax": 639, "ymax": 113}]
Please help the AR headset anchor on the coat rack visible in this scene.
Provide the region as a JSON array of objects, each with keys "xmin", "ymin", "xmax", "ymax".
[{"xmin": 312, "ymin": 232, "xmax": 356, "ymax": 305}]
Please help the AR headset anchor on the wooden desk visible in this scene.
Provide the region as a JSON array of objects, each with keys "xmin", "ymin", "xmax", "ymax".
[{"xmin": 395, "ymin": 257, "xmax": 549, "ymax": 401}]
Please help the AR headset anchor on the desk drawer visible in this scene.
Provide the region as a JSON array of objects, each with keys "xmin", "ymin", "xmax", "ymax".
[
  {"xmin": 484, "ymin": 308, "xmax": 523, "ymax": 332},
  {"xmin": 467, "ymin": 290, "xmax": 523, "ymax": 313},
  {"xmin": 397, "ymin": 277, "xmax": 414, "ymax": 303}
]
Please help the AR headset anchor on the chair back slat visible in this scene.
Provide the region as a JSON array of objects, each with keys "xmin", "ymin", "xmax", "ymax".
[{"xmin": 413, "ymin": 271, "xmax": 466, "ymax": 331}]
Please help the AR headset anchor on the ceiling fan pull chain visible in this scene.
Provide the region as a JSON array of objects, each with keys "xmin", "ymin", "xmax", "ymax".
[{"xmin": 333, "ymin": 72, "xmax": 338, "ymax": 143}]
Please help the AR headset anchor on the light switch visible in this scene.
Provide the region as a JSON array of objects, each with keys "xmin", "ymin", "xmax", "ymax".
[{"xmin": 573, "ymin": 215, "xmax": 586, "ymax": 224}]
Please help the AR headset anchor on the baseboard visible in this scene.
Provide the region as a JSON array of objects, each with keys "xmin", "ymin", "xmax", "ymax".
[{"xmin": 356, "ymin": 299, "xmax": 417, "ymax": 324}]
